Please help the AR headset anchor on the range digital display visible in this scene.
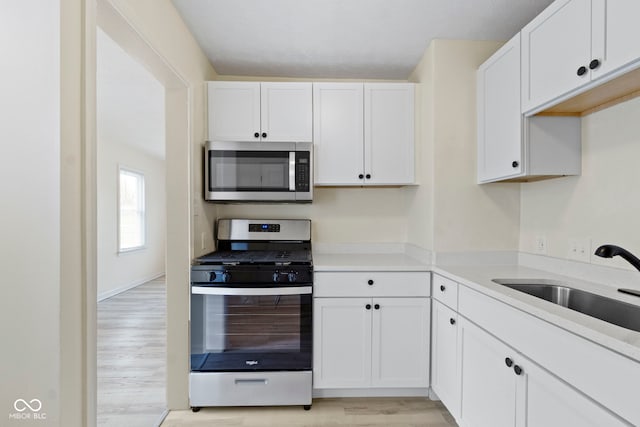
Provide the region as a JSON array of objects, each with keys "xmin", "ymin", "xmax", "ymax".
[{"xmin": 248, "ymin": 223, "xmax": 280, "ymax": 232}]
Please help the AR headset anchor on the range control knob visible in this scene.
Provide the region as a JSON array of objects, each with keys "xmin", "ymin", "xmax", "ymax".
[
  {"xmin": 272, "ymin": 271, "xmax": 281, "ymax": 283},
  {"xmin": 287, "ymin": 271, "xmax": 298, "ymax": 283},
  {"xmin": 208, "ymin": 271, "xmax": 217, "ymax": 282},
  {"xmin": 221, "ymin": 272, "xmax": 231, "ymax": 283}
]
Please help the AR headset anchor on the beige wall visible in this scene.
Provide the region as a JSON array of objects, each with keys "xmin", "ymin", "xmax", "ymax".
[
  {"xmin": 521, "ymin": 96, "xmax": 640, "ymax": 270},
  {"xmin": 407, "ymin": 40, "xmax": 521, "ymax": 253},
  {"xmin": 1, "ymin": 2, "xmax": 61, "ymax": 425}
]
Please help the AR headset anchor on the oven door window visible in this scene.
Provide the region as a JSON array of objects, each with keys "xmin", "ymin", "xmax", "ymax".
[
  {"xmin": 190, "ymin": 292, "xmax": 312, "ymax": 372},
  {"xmin": 209, "ymin": 151, "xmax": 291, "ymax": 192}
]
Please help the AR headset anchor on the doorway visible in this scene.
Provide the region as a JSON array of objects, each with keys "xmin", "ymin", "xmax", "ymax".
[{"xmin": 95, "ymin": 26, "xmax": 167, "ymax": 426}]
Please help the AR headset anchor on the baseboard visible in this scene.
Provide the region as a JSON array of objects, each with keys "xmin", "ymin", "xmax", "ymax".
[
  {"xmin": 97, "ymin": 272, "xmax": 165, "ymax": 302},
  {"xmin": 313, "ymin": 388, "xmax": 430, "ymax": 398}
]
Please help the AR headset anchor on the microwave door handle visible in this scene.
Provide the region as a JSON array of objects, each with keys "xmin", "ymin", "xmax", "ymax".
[{"xmin": 289, "ymin": 151, "xmax": 296, "ymax": 191}]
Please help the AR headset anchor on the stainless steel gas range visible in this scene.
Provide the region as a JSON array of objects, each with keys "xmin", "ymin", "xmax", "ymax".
[{"xmin": 189, "ymin": 219, "xmax": 313, "ymax": 411}]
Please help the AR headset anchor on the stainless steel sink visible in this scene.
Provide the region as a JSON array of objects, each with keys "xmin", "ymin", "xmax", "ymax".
[{"xmin": 492, "ymin": 279, "xmax": 640, "ymax": 333}]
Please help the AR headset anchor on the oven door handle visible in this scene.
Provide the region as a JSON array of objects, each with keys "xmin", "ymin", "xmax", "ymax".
[{"xmin": 191, "ymin": 286, "xmax": 312, "ymax": 296}]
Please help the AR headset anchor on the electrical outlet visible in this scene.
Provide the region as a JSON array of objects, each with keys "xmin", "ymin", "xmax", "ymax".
[
  {"xmin": 568, "ymin": 237, "xmax": 591, "ymax": 262},
  {"xmin": 535, "ymin": 234, "xmax": 547, "ymax": 255},
  {"xmin": 201, "ymin": 231, "xmax": 207, "ymax": 250}
]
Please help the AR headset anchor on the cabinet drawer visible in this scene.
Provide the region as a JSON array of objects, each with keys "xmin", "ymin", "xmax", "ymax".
[
  {"xmin": 314, "ymin": 272, "xmax": 429, "ymax": 297},
  {"xmin": 432, "ymin": 274, "xmax": 458, "ymax": 309}
]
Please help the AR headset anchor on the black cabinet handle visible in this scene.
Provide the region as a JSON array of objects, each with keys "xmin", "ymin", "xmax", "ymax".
[
  {"xmin": 365, "ymin": 174, "xmax": 371, "ymax": 179},
  {"xmin": 261, "ymin": 132, "xmax": 267, "ymax": 138},
  {"xmin": 366, "ymin": 304, "xmax": 372, "ymax": 310},
  {"xmin": 374, "ymin": 304, "xmax": 380, "ymax": 310},
  {"xmin": 512, "ymin": 161, "xmax": 519, "ymax": 168},
  {"xmin": 514, "ymin": 365, "xmax": 523, "ymax": 376},
  {"xmin": 449, "ymin": 318, "xmax": 456, "ymax": 325},
  {"xmin": 589, "ymin": 59, "xmax": 601, "ymax": 70},
  {"xmin": 577, "ymin": 66, "xmax": 588, "ymax": 76},
  {"xmin": 440, "ymin": 285, "xmax": 446, "ymax": 292},
  {"xmin": 358, "ymin": 174, "xmax": 364, "ymax": 179},
  {"xmin": 368, "ymin": 279, "xmax": 374, "ymax": 285},
  {"xmin": 505, "ymin": 357, "xmax": 513, "ymax": 368},
  {"xmin": 254, "ymin": 132, "xmax": 260, "ymax": 138}
]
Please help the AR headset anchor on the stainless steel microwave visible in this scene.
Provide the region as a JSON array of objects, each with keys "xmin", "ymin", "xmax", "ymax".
[{"xmin": 204, "ymin": 141, "xmax": 313, "ymax": 203}]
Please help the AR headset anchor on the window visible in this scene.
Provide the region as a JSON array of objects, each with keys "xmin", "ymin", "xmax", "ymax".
[{"xmin": 118, "ymin": 167, "xmax": 145, "ymax": 252}]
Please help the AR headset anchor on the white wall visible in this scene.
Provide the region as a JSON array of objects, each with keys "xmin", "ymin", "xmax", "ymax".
[
  {"xmin": 521, "ymin": 97, "xmax": 640, "ymax": 271},
  {"xmin": 1, "ymin": 1, "xmax": 61, "ymax": 424},
  {"xmin": 96, "ymin": 141, "xmax": 166, "ymax": 299}
]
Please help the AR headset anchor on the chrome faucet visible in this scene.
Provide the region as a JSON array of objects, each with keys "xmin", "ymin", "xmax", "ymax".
[{"xmin": 594, "ymin": 244, "xmax": 640, "ymax": 297}]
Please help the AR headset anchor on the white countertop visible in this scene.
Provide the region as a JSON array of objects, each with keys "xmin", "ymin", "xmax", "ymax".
[{"xmin": 433, "ymin": 264, "xmax": 640, "ymax": 363}]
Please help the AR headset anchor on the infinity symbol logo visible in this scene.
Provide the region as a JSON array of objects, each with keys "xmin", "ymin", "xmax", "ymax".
[{"xmin": 13, "ymin": 399, "xmax": 42, "ymax": 412}]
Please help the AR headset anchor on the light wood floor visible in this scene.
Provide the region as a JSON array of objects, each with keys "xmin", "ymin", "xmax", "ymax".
[
  {"xmin": 162, "ymin": 397, "xmax": 458, "ymax": 427},
  {"xmin": 97, "ymin": 277, "xmax": 167, "ymax": 427}
]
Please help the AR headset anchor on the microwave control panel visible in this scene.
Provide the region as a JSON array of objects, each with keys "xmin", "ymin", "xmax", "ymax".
[{"xmin": 295, "ymin": 152, "xmax": 310, "ymax": 192}]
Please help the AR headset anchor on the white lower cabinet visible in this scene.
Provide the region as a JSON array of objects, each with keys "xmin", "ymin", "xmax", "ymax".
[
  {"xmin": 313, "ymin": 296, "xmax": 430, "ymax": 389},
  {"xmin": 458, "ymin": 317, "xmax": 628, "ymax": 427},
  {"xmin": 431, "ymin": 300, "xmax": 460, "ymax": 419}
]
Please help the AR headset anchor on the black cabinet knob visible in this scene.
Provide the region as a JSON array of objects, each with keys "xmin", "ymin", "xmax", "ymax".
[
  {"xmin": 577, "ymin": 66, "xmax": 588, "ymax": 76},
  {"xmin": 358, "ymin": 174, "xmax": 364, "ymax": 179},
  {"xmin": 365, "ymin": 174, "xmax": 371, "ymax": 179},
  {"xmin": 589, "ymin": 59, "xmax": 601, "ymax": 70},
  {"xmin": 440, "ymin": 285, "xmax": 446, "ymax": 292},
  {"xmin": 254, "ymin": 132, "xmax": 260, "ymax": 138},
  {"xmin": 261, "ymin": 132, "xmax": 267, "ymax": 138},
  {"xmin": 514, "ymin": 365, "xmax": 523, "ymax": 376},
  {"xmin": 449, "ymin": 318, "xmax": 456, "ymax": 325},
  {"xmin": 366, "ymin": 304, "xmax": 372, "ymax": 310},
  {"xmin": 374, "ymin": 304, "xmax": 380, "ymax": 310},
  {"xmin": 505, "ymin": 357, "xmax": 513, "ymax": 368},
  {"xmin": 367, "ymin": 279, "xmax": 374, "ymax": 285},
  {"xmin": 512, "ymin": 161, "xmax": 519, "ymax": 168}
]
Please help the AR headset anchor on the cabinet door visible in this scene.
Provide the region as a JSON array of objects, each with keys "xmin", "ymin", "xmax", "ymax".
[
  {"xmin": 517, "ymin": 357, "xmax": 630, "ymax": 427},
  {"xmin": 260, "ymin": 82, "xmax": 312, "ymax": 142},
  {"xmin": 313, "ymin": 83, "xmax": 364, "ymax": 185},
  {"xmin": 591, "ymin": 0, "xmax": 640, "ymax": 78},
  {"xmin": 521, "ymin": 0, "xmax": 592, "ymax": 112},
  {"xmin": 207, "ymin": 82, "xmax": 261, "ymax": 141},
  {"xmin": 459, "ymin": 318, "xmax": 519, "ymax": 427},
  {"xmin": 370, "ymin": 297, "xmax": 429, "ymax": 388},
  {"xmin": 364, "ymin": 83, "xmax": 415, "ymax": 185},
  {"xmin": 313, "ymin": 298, "xmax": 372, "ymax": 388},
  {"xmin": 431, "ymin": 301, "xmax": 460, "ymax": 419},
  {"xmin": 477, "ymin": 33, "xmax": 522, "ymax": 183}
]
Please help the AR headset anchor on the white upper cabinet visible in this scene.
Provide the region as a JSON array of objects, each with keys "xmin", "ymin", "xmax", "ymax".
[
  {"xmin": 260, "ymin": 82, "xmax": 313, "ymax": 142},
  {"xmin": 522, "ymin": 0, "xmax": 640, "ymax": 113},
  {"xmin": 591, "ymin": 0, "xmax": 640, "ymax": 78},
  {"xmin": 521, "ymin": 0, "xmax": 591, "ymax": 112},
  {"xmin": 207, "ymin": 81, "xmax": 312, "ymax": 142},
  {"xmin": 477, "ymin": 34, "xmax": 523, "ymax": 182},
  {"xmin": 477, "ymin": 33, "xmax": 582, "ymax": 183},
  {"xmin": 207, "ymin": 82, "xmax": 261, "ymax": 142},
  {"xmin": 313, "ymin": 83, "xmax": 364, "ymax": 185},
  {"xmin": 364, "ymin": 83, "xmax": 415, "ymax": 185},
  {"xmin": 313, "ymin": 82, "xmax": 415, "ymax": 186}
]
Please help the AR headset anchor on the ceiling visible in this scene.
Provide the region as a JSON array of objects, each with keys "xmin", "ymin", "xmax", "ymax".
[
  {"xmin": 172, "ymin": 0, "xmax": 554, "ymax": 79},
  {"xmin": 97, "ymin": 28, "xmax": 165, "ymax": 160}
]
